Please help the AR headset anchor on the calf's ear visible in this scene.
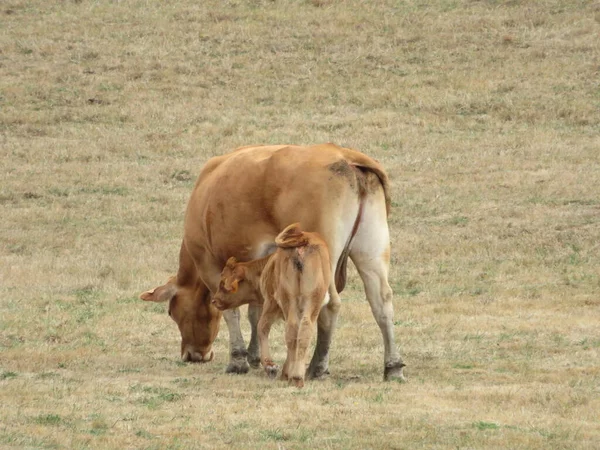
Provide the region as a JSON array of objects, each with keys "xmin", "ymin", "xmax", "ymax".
[
  {"xmin": 140, "ymin": 278, "xmax": 178, "ymax": 303},
  {"xmin": 226, "ymin": 257, "xmax": 238, "ymax": 269},
  {"xmin": 223, "ymin": 276, "xmax": 240, "ymax": 294},
  {"xmin": 230, "ymin": 279, "xmax": 239, "ymax": 293}
]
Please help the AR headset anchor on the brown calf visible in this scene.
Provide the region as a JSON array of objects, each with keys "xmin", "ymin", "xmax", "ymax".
[{"xmin": 212, "ymin": 223, "xmax": 331, "ymax": 387}]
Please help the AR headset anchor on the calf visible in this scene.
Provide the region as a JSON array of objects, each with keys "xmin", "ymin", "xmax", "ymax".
[{"xmin": 212, "ymin": 223, "xmax": 331, "ymax": 387}]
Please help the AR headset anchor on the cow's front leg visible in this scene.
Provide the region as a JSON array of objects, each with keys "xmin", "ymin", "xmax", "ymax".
[
  {"xmin": 307, "ymin": 285, "xmax": 341, "ymax": 379},
  {"xmin": 246, "ymin": 304, "xmax": 262, "ymax": 368},
  {"xmin": 222, "ymin": 308, "xmax": 250, "ymax": 374}
]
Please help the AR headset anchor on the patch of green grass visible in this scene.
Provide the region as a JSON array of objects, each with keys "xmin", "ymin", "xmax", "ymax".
[
  {"xmin": 0, "ymin": 432, "xmax": 60, "ymax": 449},
  {"xmin": 88, "ymin": 417, "xmax": 109, "ymax": 436},
  {"xmin": 98, "ymin": 82, "xmax": 123, "ymax": 92},
  {"xmin": 394, "ymin": 279, "xmax": 422, "ymax": 297},
  {"xmin": 78, "ymin": 186, "xmax": 129, "ymax": 196},
  {"xmin": 448, "ymin": 215, "xmax": 469, "ymax": 226},
  {"xmin": 81, "ymin": 330, "xmax": 105, "ymax": 347},
  {"xmin": 116, "ymin": 296, "xmax": 140, "ymax": 304},
  {"xmin": 335, "ymin": 380, "xmax": 347, "ymax": 389},
  {"xmin": 453, "ymin": 363, "xmax": 474, "ymax": 370},
  {"xmin": 295, "ymin": 428, "xmax": 312, "ymax": 443},
  {"xmin": 73, "ymin": 286, "xmax": 102, "ymax": 302},
  {"xmin": 117, "ymin": 367, "xmax": 141, "ymax": 373},
  {"xmin": 260, "ymin": 428, "xmax": 289, "ymax": 442},
  {"xmin": 463, "ymin": 333, "xmax": 485, "ymax": 342},
  {"xmin": 131, "ymin": 384, "xmax": 184, "ymax": 409},
  {"xmin": 35, "ymin": 414, "xmax": 63, "ymax": 426},
  {"xmin": 37, "ymin": 371, "xmax": 59, "ymax": 379},
  {"xmin": 473, "ymin": 421, "xmax": 500, "ymax": 431},
  {"xmin": 1, "ymin": 371, "xmax": 18, "ymax": 380},
  {"xmin": 135, "ymin": 430, "xmax": 154, "ymax": 439}
]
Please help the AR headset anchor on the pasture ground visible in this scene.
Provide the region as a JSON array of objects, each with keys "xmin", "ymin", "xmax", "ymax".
[{"xmin": 1, "ymin": 0, "xmax": 599, "ymax": 448}]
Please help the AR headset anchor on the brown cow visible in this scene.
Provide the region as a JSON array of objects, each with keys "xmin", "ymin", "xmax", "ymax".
[
  {"xmin": 140, "ymin": 143, "xmax": 405, "ymax": 381},
  {"xmin": 212, "ymin": 223, "xmax": 331, "ymax": 388}
]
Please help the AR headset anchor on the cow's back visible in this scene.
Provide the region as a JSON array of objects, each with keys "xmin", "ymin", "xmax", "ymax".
[{"xmin": 184, "ymin": 144, "xmax": 386, "ymax": 292}]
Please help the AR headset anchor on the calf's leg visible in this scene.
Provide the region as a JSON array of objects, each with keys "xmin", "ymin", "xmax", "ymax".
[
  {"xmin": 258, "ymin": 298, "xmax": 280, "ymax": 379},
  {"xmin": 290, "ymin": 294, "xmax": 321, "ymax": 388},
  {"xmin": 284, "ymin": 313, "xmax": 301, "ymax": 386}
]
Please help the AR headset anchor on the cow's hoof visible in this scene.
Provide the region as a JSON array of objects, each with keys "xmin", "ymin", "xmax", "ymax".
[
  {"xmin": 384, "ymin": 361, "xmax": 407, "ymax": 382},
  {"xmin": 265, "ymin": 364, "xmax": 279, "ymax": 379},
  {"xmin": 247, "ymin": 344, "xmax": 261, "ymax": 368},
  {"xmin": 307, "ymin": 366, "xmax": 330, "ymax": 380},
  {"xmin": 248, "ymin": 355, "xmax": 261, "ymax": 369},
  {"xmin": 225, "ymin": 359, "xmax": 250, "ymax": 374}
]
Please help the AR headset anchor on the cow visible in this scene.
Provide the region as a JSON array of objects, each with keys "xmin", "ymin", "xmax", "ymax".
[
  {"xmin": 140, "ymin": 143, "xmax": 406, "ymax": 381},
  {"xmin": 212, "ymin": 223, "xmax": 332, "ymax": 388}
]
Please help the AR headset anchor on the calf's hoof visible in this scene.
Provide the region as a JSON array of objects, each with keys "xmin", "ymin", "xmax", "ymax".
[
  {"xmin": 225, "ymin": 359, "xmax": 250, "ymax": 374},
  {"xmin": 291, "ymin": 377, "xmax": 304, "ymax": 388},
  {"xmin": 264, "ymin": 364, "xmax": 279, "ymax": 379},
  {"xmin": 384, "ymin": 361, "xmax": 407, "ymax": 382}
]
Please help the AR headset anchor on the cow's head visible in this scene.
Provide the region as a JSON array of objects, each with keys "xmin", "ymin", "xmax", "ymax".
[
  {"xmin": 140, "ymin": 276, "xmax": 221, "ymax": 363},
  {"xmin": 212, "ymin": 257, "xmax": 259, "ymax": 310}
]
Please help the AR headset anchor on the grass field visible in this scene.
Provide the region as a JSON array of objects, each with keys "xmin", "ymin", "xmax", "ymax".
[{"xmin": 1, "ymin": 0, "xmax": 599, "ymax": 448}]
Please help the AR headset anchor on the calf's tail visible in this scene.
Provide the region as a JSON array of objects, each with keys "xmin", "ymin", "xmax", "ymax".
[{"xmin": 275, "ymin": 223, "xmax": 309, "ymax": 249}]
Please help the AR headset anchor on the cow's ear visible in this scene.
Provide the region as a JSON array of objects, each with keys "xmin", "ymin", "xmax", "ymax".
[
  {"xmin": 140, "ymin": 278, "xmax": 177, "ymax": 302},
  {"xmin": 225, "ymin": 257, "xmax": 238, "ymax": 269}
]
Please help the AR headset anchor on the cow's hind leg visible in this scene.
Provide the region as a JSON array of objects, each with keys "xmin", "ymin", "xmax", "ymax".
[
  {"xmin": 223, "ymin": 308, "xmax": 250, "ymax": 374},
  {"xmin": 350, "ymin": 201, "xmax": 406, "ymax": 381},
  {"xmin": 246, "ymin": 304, "xmax": 262, "ymax": 368},
  {"xmin": 351, "ymin": 249, "xmax": 405, "ymax": 381}
]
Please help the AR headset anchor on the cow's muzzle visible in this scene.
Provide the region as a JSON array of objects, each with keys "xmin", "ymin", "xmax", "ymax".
[{"xmin": 182, "ymin": 347, "xmax": 214, "ymax": 363}]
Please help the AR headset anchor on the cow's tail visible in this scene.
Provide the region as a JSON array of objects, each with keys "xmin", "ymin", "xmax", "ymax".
[
  {"xmin": 341, "ymin": 147, "xmax": 391, "ymax": 216},
  {"xmin": 333, "ymin": 147, "xmax": 392, "ymax": 292},
  {"xmin": 275, "ymin": 223, "xmax": 309, "ymax": 249}
]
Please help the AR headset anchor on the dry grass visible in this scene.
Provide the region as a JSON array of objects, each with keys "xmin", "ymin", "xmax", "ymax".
[{"xmin": 1, "ymin": 0, "xmax": 599, "ymax": 448}]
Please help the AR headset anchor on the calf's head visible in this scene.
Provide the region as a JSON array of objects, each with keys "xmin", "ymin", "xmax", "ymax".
[
  {"xmin": 140, "ymin": 276, "xmax": 221, "ymax": 363},
  {"xmin": 212, "ymin": 257, "xmax": 259, "ymax": 310}
]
